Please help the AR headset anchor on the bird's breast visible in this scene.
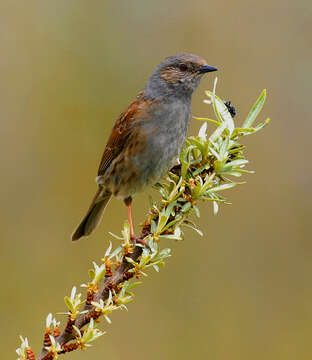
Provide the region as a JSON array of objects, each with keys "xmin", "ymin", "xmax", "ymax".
[
  {"xmin": 133, "ymin": 100, "xmax": 191, "ymax": 178},
  {"xmin": 103, "ymin": 99, "xmax": 191, "ymax": 199}
]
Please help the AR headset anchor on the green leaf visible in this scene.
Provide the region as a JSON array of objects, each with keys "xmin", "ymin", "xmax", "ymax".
[
  {"xmin": 219, "ymin": 135, "xmax": 230, "ymax": 160},
  {"xmin": 235, "ymin": 169, "xmax": 255, "ymax": 174},
  {"xmin": 232, "ymin": 127, "xmax": 255, "ymax": 137},
  {"xmin": 188, "ymin": 137, "xmax": 207, "ymax": 156},
  {"xmin": 164, "ymin": 200, "xmax": 178, "ymax": 219},
  {"xmin": 158, "ymin": 234, "xmax": 182, "ymax": 240},
  {"xmin": 125, "ymin": 257, "xmax": 137, "ymax": 266},
  {"xmin": 213, "ymin": 200, "xmax": 219, "ymax": 215},
  {"xmin": 242, "ymin": 89, "xmax": 266, "ymax": 128},
  {"xmin": 219, "ymin": 170, "xmax": 242, "ymax": 177},
  {"xmin": 167, "ymin": 177, "xmax": 184, "ymax": 202},
  {"xmin": 155, "ymin": 213, "xmax": 169, "ymax": 234},
  {"xmin": 193, "ymin": 116, "xmax": 221, "ymax": 127},
  {"xmin": 228, "ymin": 145, "xmax": 246, "ymax": 155},
  {"xmin": 209, "ymin": 121, "xmax": 227, "ymax": 143},
  {"xmin": 159, "ymin": 248, "xmax": 171, "ymax": 257},
  {"xmin": 126, "ymin": 281, "xmax": 143, "ymax": 290},
  {"xmin": 218, "ymin": 159, "xmax": 248, "ymax": 174},
  {"xmin": 192, "ymin": 163, "xmax": 211, "ymax": 176},
  {"xmin": 200, "ymin": 173, "xmax": 215, "ymax": 194},
  {"xmin": 207, "ymin": 183, "xmax": 237, "ymax": 193},
  {"xmin": 206, "ymin": 79, "xmax": 235, "ymax": 135},
  {"xmin": 167, "ymin": 171, "xmax": 180, "ymax": 183},
  {"xmin": 109, "ymin": 246, "xmax": 122, "ymax": 260},
  {"xmin": 181, "ymin": 202, "xmax": 191, "ymax": 213},
  {"xmin": 180, "ymin": 145, "xmax": 195, "ymax": 178},
  {"xmin": 161, "ymin": 215, "xmax": 183, "ymax": 233},
  {"xmin": 88, "ymin": 269, "xmax": 95, "ymax": 281},
  {"xmin": 108, "ymin": 232, "xmax": 123, "ymax": 240},
  {"xmin": 198, "ymin": 122, "xmax": 207, "ymax": 140},
  {"xmin": 193, "ymin": 205, "xmax": 200, "ymax": 218},
  {"xmin": 64, "ymin": 296, "xmax": 74, "ymax": 312},
  {"xmin": 182, "ymin": 222, "xmax": 203, "ymax": 236},
  {"xmin": 225, "ymin": 159, "xmax": 248, "ymax": 167},
  {"xmin": 73, "ymin": 325, "xmax": 82, "ymax": 338},
  {"xmin": 150, "ymin": 220, "xmax": 157, "ymax": 233},
  {"xmin": 251, "ymin": 118, "xmax": 271, "ymax": 133}
]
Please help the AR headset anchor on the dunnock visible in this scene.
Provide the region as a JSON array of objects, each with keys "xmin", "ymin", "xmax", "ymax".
[{"xmin": 72, "ymin": 53, "xmax": 217, "ymax": 241}]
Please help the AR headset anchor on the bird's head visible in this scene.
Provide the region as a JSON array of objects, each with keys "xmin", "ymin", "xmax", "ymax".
[{"xmin": 145, "ymin": 53, "xmax": 218, "ymax": 99}]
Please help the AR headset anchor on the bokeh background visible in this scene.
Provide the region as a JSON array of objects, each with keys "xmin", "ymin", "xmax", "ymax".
[{"xmin": 1, "ymin": 1, "xmax": 312, "ymax": 359}]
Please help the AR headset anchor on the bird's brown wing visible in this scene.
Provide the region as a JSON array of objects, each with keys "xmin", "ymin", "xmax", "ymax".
[{"xmin": 97, "ymin": 92, "xmax": 157, "ymax": 176}]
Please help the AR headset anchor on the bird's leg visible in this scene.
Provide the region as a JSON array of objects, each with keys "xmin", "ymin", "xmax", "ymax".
[
  {"xmin": 124, "ymin": 197, "xmax": 147, "ymax": 246},
  {"xmin": 124, "ymin": 196, "xmax": 135, "ymax": 238}
]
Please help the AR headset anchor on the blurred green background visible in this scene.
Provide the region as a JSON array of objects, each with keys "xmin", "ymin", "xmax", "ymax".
[{"xmin": 1, "ymin": 0, "xmax": 312, "ymax": 359}]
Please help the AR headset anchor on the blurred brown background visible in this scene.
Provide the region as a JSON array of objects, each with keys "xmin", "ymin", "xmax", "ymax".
[{"xmin": 1, "ymin": 0, "xmax": 311, "ymax": 359}]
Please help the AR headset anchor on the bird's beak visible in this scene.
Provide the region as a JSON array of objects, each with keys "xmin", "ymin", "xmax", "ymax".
[{"xmin": 199, "ymin": 64, "xmax": 218, "ymax": 73}]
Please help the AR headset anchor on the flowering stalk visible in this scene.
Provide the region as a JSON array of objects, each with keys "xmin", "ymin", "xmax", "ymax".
[{"xmin": 16, "ymin": 79, "xmax": 269, "ymax": 360}]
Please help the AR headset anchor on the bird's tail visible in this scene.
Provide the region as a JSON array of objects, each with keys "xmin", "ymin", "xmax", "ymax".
[{"xmin": 71, "ymin": 187, "xmax": 112, "ymax": 241}]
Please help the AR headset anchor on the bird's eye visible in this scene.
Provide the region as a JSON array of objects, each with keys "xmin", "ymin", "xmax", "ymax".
[{"xmin": 179, "ymin": 64, "xmax": 188, "ymax": 72}]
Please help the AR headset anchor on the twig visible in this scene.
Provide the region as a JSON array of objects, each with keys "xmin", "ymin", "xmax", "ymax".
[{"xmin": 16, "ymin": 82, "xmax": 269, "ymax": 360}]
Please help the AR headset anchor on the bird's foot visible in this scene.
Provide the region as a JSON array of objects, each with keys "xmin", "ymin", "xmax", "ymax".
[{"xmin": 131, "ymin": 234, "xmax": 149, "ymax": 248}]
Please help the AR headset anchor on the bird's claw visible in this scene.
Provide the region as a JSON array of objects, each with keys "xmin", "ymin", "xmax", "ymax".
[{"xmin": 131, "ymin": 235, "xmax": 150, "ymax": 249}]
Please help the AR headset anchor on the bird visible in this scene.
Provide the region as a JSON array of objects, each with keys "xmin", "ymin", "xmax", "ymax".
[{"xmin": 72, "ymin": 53, "xmax": 217, "ymax": 242}]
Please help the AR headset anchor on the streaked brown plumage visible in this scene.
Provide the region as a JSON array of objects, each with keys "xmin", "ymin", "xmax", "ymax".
[{"xmin": 72, "ymin": 53, "xmax": 217, "ymax": 241}]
